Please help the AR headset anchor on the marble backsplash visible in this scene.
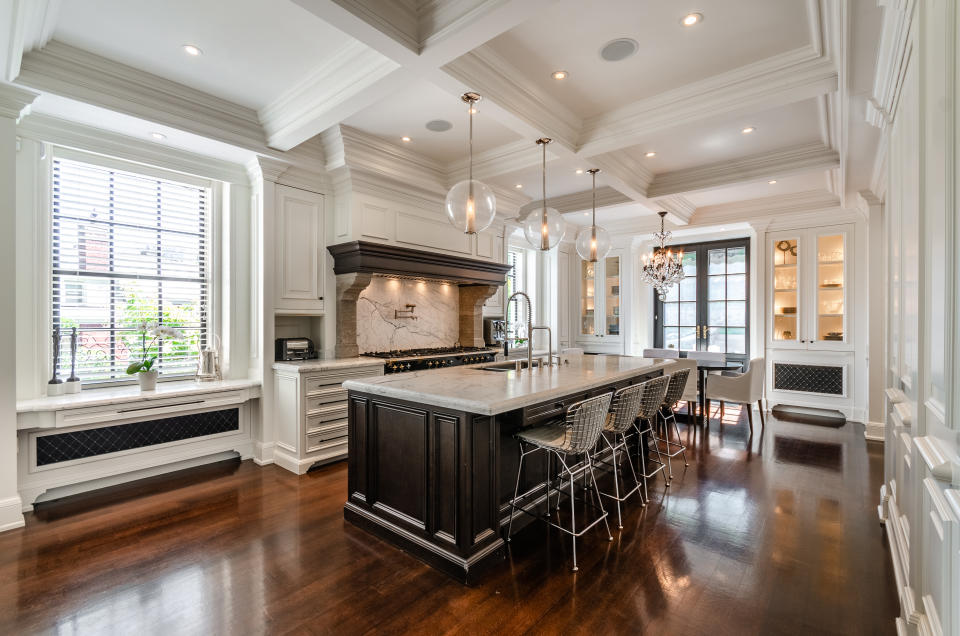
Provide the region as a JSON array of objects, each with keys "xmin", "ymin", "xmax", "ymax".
[{"xmin": 356, "ymin": 276, "xmax": 460, "ymax": 353}]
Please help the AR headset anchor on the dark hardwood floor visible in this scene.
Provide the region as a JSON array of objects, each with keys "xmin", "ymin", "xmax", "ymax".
[{"xmin": 0, "ymin": 408, "xmax": 898, "ymax": 635}]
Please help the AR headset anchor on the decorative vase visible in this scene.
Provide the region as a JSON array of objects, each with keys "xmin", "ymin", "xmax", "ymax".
[{"xmin": 137, "ymin": 370, "xmax": 158, "ymax": 391}]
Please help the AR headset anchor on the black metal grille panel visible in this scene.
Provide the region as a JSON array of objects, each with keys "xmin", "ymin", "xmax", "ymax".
[
  {"xmin": 773, "ymin": 363, "xmax": 843, "ymax": 395},
  {"xmin": 36, "ymin": 408, "xmax": 240, "ymax": 466}
]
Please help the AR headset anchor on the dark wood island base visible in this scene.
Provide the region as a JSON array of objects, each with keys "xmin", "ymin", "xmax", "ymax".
[{"xmin": 343, "ymin": 363, "xmax": 664, "ymax": 583}]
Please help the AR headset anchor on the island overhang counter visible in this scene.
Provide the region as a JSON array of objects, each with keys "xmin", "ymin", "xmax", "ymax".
[{"xmin": 342, "ymin": 355, "xmax": 676, "ymax": 582}]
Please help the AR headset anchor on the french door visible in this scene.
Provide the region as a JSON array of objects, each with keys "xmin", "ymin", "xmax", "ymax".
[{"xmin": 653, "ymin": 238, "xmax": 750, "ymax": 366}]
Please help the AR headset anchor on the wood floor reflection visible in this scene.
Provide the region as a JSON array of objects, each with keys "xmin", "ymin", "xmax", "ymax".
[{"xmin": 0, "ymin": 410, "xmax": 898, "ymax": 635}]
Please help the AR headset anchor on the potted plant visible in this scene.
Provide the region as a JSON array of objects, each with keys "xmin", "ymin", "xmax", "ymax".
[{"xmin": 126, "ymin": 321, "xmax": 185, "ymax": 391}]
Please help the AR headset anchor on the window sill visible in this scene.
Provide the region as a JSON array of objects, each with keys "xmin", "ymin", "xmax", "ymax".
[{"xmin": 16, "ymin": 378, "xmax": 262, "ymax": 417}]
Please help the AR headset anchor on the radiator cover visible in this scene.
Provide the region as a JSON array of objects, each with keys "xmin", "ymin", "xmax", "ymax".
[
  {"xmin": 36, "ymin": 408, "xmax": 240, "ymax": 466},
  {"xmin": 773, "ymin": 363, "xmax": 843, "ymax": 396}
]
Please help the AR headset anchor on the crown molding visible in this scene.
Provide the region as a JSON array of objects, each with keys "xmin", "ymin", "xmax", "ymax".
[
  {"xmin": 442, "ymin": 44, "xmax": 582, "ymax": 152},
  {"xmin": 0, "ymin": 81, "xmax": 37, "ymax": 120},
  {"xmin": 589, "ymin": 149, "xmax": 654, "ymax": 201},
  {"xmin": 258, "ymin": 40, "xmax": 403, "ymax": 151},
  {"xmin": 17, "ymin": 40, "xmax": 270, "ymax": 152},
  {"xmin": 448, "ymin": 139, "xmax": 549, "ymax": 183},
  {"xmin": 855, "ymin": 189, "xmax": 882, "ymax": 221},
  {"xmin": 691, "ymin": 189, "xmax": 841, "ymax": 225},
  {"xmin": 579, "ymin": 47, "xmax": 837, "ymax": 156},
  {"xmin": 647, "ymin": 143, "xmax": 840, "ymax": 199},
  {"xmin": 247, "ymin": 156, "xmax": 293, "ymax": 184},
  {"xmin": 19, "ymin": 112, "xmax": 252, "ymax": 183},
  {"xmin": 868, "ymin": 0, "xmax": 915, "ymax": 130},
  {"xmin": 3, "ymin": 0, "xmax": 59, "ymax": 82},
  {"xmin": 519, "ymin": 185, "xmax": 630, "ymax": 216},
  {"xmin": 654, "ymin": 195, "xmax": 696, "ymax": 225},
  {"xmin": 335, "ymin": 124, "xmax": 447, "ymax": 194}
]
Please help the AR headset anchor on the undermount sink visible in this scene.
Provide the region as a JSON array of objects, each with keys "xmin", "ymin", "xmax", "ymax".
[{"xmin": 477, "ymin": 366, "xmax": 512, "ymax": 372}]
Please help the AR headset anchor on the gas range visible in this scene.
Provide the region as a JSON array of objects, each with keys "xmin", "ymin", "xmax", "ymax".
[{"xmin": 364, "ymin": 346, "xmax": 499, "ymax": 374}]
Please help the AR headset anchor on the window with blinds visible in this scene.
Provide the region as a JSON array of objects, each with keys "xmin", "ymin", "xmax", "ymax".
[{"xmin": 51, "ymin": 156, "xmax": 210, "ymax": 383}]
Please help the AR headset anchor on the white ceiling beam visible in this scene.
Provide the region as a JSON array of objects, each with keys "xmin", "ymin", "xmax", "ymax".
[
  {"xmin": 646, "ymin": 143, "xmax": 840, "ymax": 199},
  {"xmin": 1, "ymin": 0, "xmax": 58, "ymax": 82},
  {"xmin": 292, "ymin": 0, "xmax": 421, "ymax": 65}
]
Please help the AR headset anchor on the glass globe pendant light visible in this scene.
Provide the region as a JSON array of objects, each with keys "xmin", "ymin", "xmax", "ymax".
[
  {"xmin": 523, "ymin": 137, "xmax": 566, "ymax": 250},
  {"xmin": 575, "ymin": 168, "xmax": 611, "ymax": 262},
  {"xmin": 445, "ymin": 92, "xmax": 496, "ymax": 234}
]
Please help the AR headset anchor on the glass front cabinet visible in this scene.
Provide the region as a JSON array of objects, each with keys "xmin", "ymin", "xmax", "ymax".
[
  {"xmin": 767, "ymin": 225, "xmax": 852, "ymax": 351},
  {"xmin": 576, "ymin": 250, "xmax": 623, "ymax": 352}
]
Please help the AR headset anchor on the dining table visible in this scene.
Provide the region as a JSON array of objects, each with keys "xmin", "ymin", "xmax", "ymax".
[{"xmin": 694, "ymin": 360, "xmax": 744, "ymax": 426}]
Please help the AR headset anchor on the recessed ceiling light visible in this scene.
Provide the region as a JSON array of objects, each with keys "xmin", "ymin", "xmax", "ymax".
[
  {"xmin": 182, "ymin": 44, "xmax": 202, "ymax": 56},
  {"xmin": 742, "ymin": 126, "xmax": 756, "ymax": 134},
  {"xmin": 552, "ymin": 70, "xmax": 569, "ymax": 80},
  {"xmin": 681, "ymin": 12, "xmax": 703, "ymax": 26},
  {"xmin": 645, "ymin": 151, "xmax": 656, "ymax": 158},
  {"xmin": 401, "ymin": 136, "xmax": 411, "ymax": 142},
  {"xmin": 575, "ymin": 169, "xmax": 584, "ymax": 174},
  {"xmin": 515, "ymin": 184, "xmax": 523, "ymax": 189},
  {"xmin": 600, "ymin": 38, "xmax": 639, "ymax": 62},
  {"xmin": 150, "ymin": 132, "xmax": 166, "ymax": 140},
  {"xmin": 768, "ymin": 180, "xmax": 777, "ymax": 184},
  {"xmin": 425, "ymin": 119, "xmax": 452, "ymax": 132}
]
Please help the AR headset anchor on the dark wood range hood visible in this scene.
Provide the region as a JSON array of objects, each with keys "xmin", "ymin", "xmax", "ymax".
[{"xmin": 327, "ymin": 241, "xmax": 512, "ymax": 286}]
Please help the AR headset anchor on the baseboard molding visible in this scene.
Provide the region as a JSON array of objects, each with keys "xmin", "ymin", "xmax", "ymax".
[
  {"xmin": 27, "ymin": 451, "xmax": 239, "ymax": 509},
  {"xmin": 864, "ymin": 421, "xmax": 885, "ymax": 442},
  {"xmin": 0, "ymin": 495, "xmax": 25, "ymax": 532},
  {"xmin": 253, "ymin": 441, "xmax": 276, "ymax": 466}
]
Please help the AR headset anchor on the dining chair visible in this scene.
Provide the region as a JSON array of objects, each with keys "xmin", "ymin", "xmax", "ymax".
[
  {"xmin": 703, "ymin": 357, "xmax": 766, "ymax": 432},
  {"xmin": 666, "ymin": 358, "xmax": 698, "ymax": 421},
  {"xmin": 642, "ymin": 348, "xmax": 680, "ymax": 359}
]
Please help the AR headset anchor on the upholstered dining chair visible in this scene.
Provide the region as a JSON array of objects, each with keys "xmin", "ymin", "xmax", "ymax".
[
  {"xmin": 666, "ymin": 358, "xmax": 698, "ymax": 420},
  {"xmin": 703, "ymin": 357, "xmax": 766, "ymax": 431}
]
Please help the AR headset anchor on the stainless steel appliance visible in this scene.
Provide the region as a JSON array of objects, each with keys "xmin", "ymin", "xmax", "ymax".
[
  {"xmin": 275, "ymin": 337, "xmax": 317, "ymax": 361},
  {"xmin": 364, "ymin": 346, "xmax": 497, "ymax": 374},
  {"xmin": 483, "ymin": 318, "xmax": 506, "ymax": 347}
]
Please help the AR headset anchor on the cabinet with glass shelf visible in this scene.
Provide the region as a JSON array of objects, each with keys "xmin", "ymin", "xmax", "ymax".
[
  {"xmin": 767, "ymin": 226, "xmax": 852, "ymax": 351},
  {"xmin": 576, "ymin": 250, "xmax": 623, "ymax": 351}
]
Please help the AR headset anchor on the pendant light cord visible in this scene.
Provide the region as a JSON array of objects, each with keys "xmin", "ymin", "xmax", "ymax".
[
  {"xmin": 591, "ymin": 170, "xmax": 596, "ymax": 227},
  {"xmin": 468, "ymin": 98, "xmax": 473, "ymax": 184}
]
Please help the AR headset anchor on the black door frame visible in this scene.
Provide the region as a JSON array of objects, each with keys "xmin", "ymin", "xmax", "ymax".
[{"xmin": 653, "ymin": 237, "xmax": 751, "ymax": 368}]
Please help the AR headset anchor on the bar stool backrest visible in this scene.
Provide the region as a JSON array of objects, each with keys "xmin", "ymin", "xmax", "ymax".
[
  {"xmin": 562, "ymin": 392, "xmax": 613, "ymax": 453},
  {"xmin": 662, "ymin": 368, "xmax": 691, "ymax": 406},
  {"xmin": 608, "ymin": 383, "xmax": 645, "ymax": 434},
  {"xmin": 636, "ymin": 375, "xmax": 670, "ymax": 422}
]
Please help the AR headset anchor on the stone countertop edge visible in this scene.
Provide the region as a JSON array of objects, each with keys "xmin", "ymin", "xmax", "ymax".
[
  {"xmin": 17, "ymin": 378, "xmax": 262, "ymax": 413},
  {"xmin": 342, "ymin": 356, "xmax": 677, "ymax": 416},
  {"xmin": 272, "ymin": 357, "xmax": 387, "ymax": 373}
]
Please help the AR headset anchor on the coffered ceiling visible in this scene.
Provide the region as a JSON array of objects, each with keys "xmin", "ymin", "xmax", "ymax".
[{"xmin": 1, "ymin": 0, "xmax": 885, "ymax": 231}]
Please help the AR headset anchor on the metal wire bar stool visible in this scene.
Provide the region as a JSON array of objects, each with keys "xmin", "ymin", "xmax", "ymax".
[
  {"xmin": 507, "ymin": 393, "xmax": 614, "ymax": 572},
  {"xmin": 658, "ymin": 367, "xmax": 691, "ymax": 481},
  {"xmin": 631, "ymin": 375, "xmax": 671, "ymax": 498},
  {"xmin": 592, "ymin": 383, "xmax": 646, "ymax": 528}
]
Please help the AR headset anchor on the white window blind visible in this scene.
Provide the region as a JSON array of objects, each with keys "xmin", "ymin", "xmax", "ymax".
[
  {"xmin": 505, "ymin": 248, "xmax": 525, "ymax": 341},
  {"xmin": 51, "ymin": 156, "xmax": 211, "ymax": 383}
]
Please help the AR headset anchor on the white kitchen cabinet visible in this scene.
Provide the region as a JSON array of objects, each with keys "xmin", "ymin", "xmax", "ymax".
[
  {"xmin": 576, "ymin": 249, "xmax": 624, "ymax": 353},
  {"xmin": 767, "ymin": 224, "xmax": 853, "ymax": 351},
  {"xmin": 275, "ymin": 184, "xmax": 326, "ymax": 314},
  {"xmin": 272, "ymin": 361, "xmax": 383, "ymax": 474}
]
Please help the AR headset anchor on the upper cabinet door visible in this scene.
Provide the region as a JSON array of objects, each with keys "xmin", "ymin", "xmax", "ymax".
[
  {"xmin": 275, "ymin": 185, "xmax": 325, "ymax": 314},
  {"xmin": 808, "ymin": 228, "xmax": 851, "ymax": 351},
  {"xmin": 602, "ymin": 253, "xmax": 622, "ymax": 341},
  {"xmin": 770, "ymin": 232, "xmax": 804, "ymax": 349}
]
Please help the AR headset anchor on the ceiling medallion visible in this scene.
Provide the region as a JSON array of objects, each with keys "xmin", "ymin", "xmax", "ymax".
[
  {"xmin": 444, "ymin": 93, "xmax": 496, "ymax": 234},
  {"xmin": 575, "ymin": 169, "xmax": 611, "ymax": 262},
  {"xmin": 523, "ymin": 138, "xmax": 566, "ymax": 251},
  {"xmin": 639, "ymin": 211, "xmax": 685, "ymax": 300}
]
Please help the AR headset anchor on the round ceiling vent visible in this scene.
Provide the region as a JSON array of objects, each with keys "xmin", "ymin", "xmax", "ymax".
[
  {"xmin": 600, "ymin": 38, "xmax": 638, "ymax": 62},
  {"xmin": 425, "ymin": 119, "xmax": 453, "ymax": 132}
]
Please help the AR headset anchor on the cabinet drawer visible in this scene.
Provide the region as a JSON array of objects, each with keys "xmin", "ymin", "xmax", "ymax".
[
  {"xmin": 306, "ymin": 403, "xmax": 348, "ymax": 426},
  {"xmin": 306, "ymin": 392, "xmax": 347, "ymax": 414},
  {"xmin": 306, "ymin": 415, "xmax": 347, "ymax": 437},
  {"xmin": 306, "ymin": 433, "xmax": 348, "ymax": 454},
  {"xmin": 304, "ymin": 369, "xmax": 380, "ymax": 394},
  {"xmin": 305, "ymin": 384, "xmax": 347, "ymax": 403}
]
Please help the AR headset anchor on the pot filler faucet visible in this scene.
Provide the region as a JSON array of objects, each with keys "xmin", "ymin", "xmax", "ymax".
[{"xmin": 504, "ymin": 291, "xmax": 554, "ymax": 371}]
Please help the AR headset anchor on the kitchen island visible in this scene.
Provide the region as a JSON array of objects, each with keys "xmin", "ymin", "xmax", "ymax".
[{"xmin": 342, "ymin": 355, "xmax": 675, "ymax": 582}]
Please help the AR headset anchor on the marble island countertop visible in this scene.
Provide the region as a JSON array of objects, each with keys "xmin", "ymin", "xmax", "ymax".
[{"xmin": 342, "ymin": 355, "xmax": 677, "ymax": 415}]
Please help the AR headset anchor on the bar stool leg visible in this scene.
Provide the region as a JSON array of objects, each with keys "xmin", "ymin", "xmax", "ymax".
[
  {"xmin": 556, "ymin": 453, "xmax": 579, "ymax": 572},
  {"xmin": 621, "ymin": 432, "xmax": 645, "ymax": 507},
  {"xmin": 587, "ymin": 455, "xmax": 614, "ymax": 542}
]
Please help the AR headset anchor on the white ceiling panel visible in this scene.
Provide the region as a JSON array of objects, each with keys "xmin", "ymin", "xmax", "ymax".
[{"xmin": 684, "ymin": 171, "xmax": 832, "ymax": 207}]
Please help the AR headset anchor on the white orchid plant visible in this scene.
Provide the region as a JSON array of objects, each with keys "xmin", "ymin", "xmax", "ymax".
[{"xmin": 126, "ymin": 321, "xmax": 186, "ymax": 375}]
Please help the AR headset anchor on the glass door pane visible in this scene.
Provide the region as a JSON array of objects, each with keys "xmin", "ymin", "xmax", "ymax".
[
  {"xmin": 705, "ymin": 246, "xmax": 748, "ymax": 353},
  {"xmin": 580, "ymin": 259, "xmax": 596, "ymax": 336},
  {"xmin": 604, "ymin": 256, "xmax": 620, "ymax": 336},
  {"xmin": 772, "ymin": 237, "xmax": 800, "ymax": 343},
  {"xmin": 661, "ymin": 252, "xmax": 697, "ymax": 351},
  {"xmin": 816, "ymin": 234, "xmax": 845, "ymax": 342}
]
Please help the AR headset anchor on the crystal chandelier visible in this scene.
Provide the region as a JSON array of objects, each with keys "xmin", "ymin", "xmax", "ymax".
[
  {"xmin": 445, "ymin": 92, "xmax": 496, "ymax": 234},
  {"xmin": 640, "ymin": 211, "xmax": 685, "ymax": 300},
  {"xmin": 575, "ymin": 168, "xmax": 611, "ymax": 262},
  {"xmin": 523, "ymin": 137, "xmax": 565, "ymax": 250}
]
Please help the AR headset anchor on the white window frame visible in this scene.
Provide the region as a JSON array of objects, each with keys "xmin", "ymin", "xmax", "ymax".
[{"xmin": 46, "ymin": 147, "xmax": 219, "ymax": 387}]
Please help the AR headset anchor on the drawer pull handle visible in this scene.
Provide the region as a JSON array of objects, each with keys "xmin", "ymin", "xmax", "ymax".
[{"xmin": 118, "ymin": 399, "xmax": 205, "ymax": 413}]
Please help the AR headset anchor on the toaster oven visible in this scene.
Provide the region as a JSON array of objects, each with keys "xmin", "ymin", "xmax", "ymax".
[{"xmin": 275, "ymin": 337, "xmax": 317, "ymax": 361}]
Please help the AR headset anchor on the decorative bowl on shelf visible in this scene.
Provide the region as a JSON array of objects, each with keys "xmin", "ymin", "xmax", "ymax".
[
  {"xmin": 781, "ymin": 307, "xmax": 797, "ymax": 314},
  {"xmin": 821, "ymin": 282, "xmax": 842, "ymax": 288}
]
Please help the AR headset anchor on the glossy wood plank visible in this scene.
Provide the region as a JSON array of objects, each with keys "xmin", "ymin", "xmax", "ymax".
[{"xmin": 0, "ymin": 408, "xmax": 897, "ymax": 634}]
